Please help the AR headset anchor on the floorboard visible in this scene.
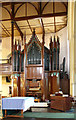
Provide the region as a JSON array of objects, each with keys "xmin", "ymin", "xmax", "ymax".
[
  {"xmin": 2, "ymin": 103, "xmax": 76, "ymax": 120},
  {"xmin": 2, "ymin": 118, "xmax": 75, "ymax": 120}
]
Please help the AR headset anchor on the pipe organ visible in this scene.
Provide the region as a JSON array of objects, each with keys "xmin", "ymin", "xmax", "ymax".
[{"xmin": 12, "ymin": 29, "xmax": 69, "ymax": 100}]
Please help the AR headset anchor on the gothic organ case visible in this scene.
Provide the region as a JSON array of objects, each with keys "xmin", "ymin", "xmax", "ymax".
[
  {"xmin": 12, "ymin": 30, "xmax": 70, "ymax": 100},
  {"xmin": 12, "ymin": 30, "xmax": 50, "ymax": 100},
  {"xmin": 12, "ymin": 40, "xmax": 21, "ymax": 97},
  {"xmin": 48, "ymin": 36, "xmax": 60, "ymax": 94}
]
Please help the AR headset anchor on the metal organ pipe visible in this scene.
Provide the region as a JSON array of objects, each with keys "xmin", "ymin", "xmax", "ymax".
[
  {"xmin": 13, "ymin": 40, "xmax": 21, "ymax": 72},
  {"xmin": 16, "ymin": 40, "xmax": 21, "ymax": 72},
  {"xmin": 49, "ymin": 36, "xmax": 60, "ymax": 71},
  {"xmin": 13, "ymin": 40, "xmax": 17, "ymax": 71},
  {"xmin": 50, "ymin": 36, "xmax": 52, "ymax": 71},
  {"xmin": 53, "ymin": 36, "xmax": 56, "ymax": 70},
  {"xmin": 57, "ymin": 36, "xmax": 60, "ymax": 70}
]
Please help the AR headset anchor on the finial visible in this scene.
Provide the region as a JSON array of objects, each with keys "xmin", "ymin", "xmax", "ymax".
[
  {"xmin": 50, "ymin": 36, "xmax": 52, "ymax": 43},
  {"xmin": 33, "ymin": 28, "xmax": 35, "ymax": 35},
  {"xmin": 18, "ymin": 40, "xmax": 20, "ymax": 45},
  {"xmin": 14, "ymin": 39, "xmax": 17, "ymax": 50},
  {"xmin": 54, "ymin": 35, "xmax": 55, "ymax": 42},
  {"xmin": 57, "ymin": 36, "xmax": 59, "ymax": 44},
  {"xmin": 15, "ymin": 39, "xmax": 17, "ymax": 45}
]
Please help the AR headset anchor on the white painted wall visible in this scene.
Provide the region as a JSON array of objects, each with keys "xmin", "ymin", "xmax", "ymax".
[
  {"xmin": 2, "ymin": 77, "xmax": 12, "ymax": 97},
  {"xmin": 2, "ymin": 37, "xmax": 11, "ymax": 59},
  {"xmin": 0, "ymin": 40, "xmax": 2, "ymax": 92},
  {"xmin": 57, "ymin": 27, "xmax": 69, "ymax": 74}
]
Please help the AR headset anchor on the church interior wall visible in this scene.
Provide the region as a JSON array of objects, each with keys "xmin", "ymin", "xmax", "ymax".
[{"xmin": 2, "ymin": 76, "xmax": 12, "ymax": 97}]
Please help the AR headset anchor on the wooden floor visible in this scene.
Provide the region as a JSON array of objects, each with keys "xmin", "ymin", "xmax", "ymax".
[
  {"xmin": 2, "ymin": 118, "xmax": 75, "ymax": 120},
  {"xmin": 31, "ymin": 107, "xmax": 72, "ymax": 113},
  {"xmin": 2, "ymin": 103, "xmax": 76, "ymax": 120}
]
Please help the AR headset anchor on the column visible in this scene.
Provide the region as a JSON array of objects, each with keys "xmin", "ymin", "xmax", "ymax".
[
  {"xmin": 0, "ymin": 3, "xmax": 2, "ymax": 119},
  {"xmin": 68, "ymin": 1, "xmax": 76, "ymax": 97}
]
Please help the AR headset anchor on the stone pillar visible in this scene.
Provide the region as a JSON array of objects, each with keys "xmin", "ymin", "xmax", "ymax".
[
  {"xmin": 0, "ymin": 41, "xmax": 2, "ymax": 91},
  {"xmin": 74, "ymin": 1, "xmax": 76, "ymax": 98},
  {"xmin": 0, "ymin": 3, "xmax": 2, "ymax": 119},
  {"xmin": 68, "ymin": 1, "xmax": 76, "ymax": 97}
]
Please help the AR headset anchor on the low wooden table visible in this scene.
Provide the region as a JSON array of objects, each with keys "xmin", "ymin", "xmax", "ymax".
[{"xmin": 50, "ymin": 96, "xmax": 72, "ymax": 111}]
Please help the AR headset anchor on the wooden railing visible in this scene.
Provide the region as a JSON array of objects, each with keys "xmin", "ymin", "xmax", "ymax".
[
  {"xmin": 0, "ymin": 59, "xmax": 11, "ymax": 64},
  {"xmin": 0, "ymin": 59, "xmax": 12, "ymax": 75},
  {"xmin": 0, "ymin": 63, "xmax": 12, "ymax": 75}
]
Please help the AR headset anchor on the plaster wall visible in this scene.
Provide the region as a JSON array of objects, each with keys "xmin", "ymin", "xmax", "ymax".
[{"xmin": 2, "ymin": 77, "xmax": 12, "ymax": 97}]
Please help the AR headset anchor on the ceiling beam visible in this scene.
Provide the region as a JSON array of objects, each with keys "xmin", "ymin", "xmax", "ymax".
[
  {"xmin": 2, "ymin": 2, "xmax": 39, "ymax": 15},
  {"xmin": 38, "ymin": 2, "xmax": 45, "ymax": 35},
  {"xmin": 14, "ymin": 21, "xmax": 23, "ymax": 40},
  {"xmin": 2, "ymin": 27, "xmax": 9, "ymax": 37},
  {"xmin": 56, "ymin": 24, "xmax": 67, "ymax": 32},
  {"xmin": 10, "ymin": 3, "xmax": 23, "ymax": 42},
  {"xmin": 0, "ymin": 12, "xmax": 67, "ymax": 21},
  {"xmin": 26, "ymin": 3, "xmax": 32, "ymax": 33},
  {"xmin": 11, "ymin": 3, "xmax": 23, "ymax": 41},
  {"xmin": 38, "ymin": 2, "xmax": 42, "ymax": 15},
  {"xmin": 14, "ymin": 3, "xmax": 24, "ymax": 16},
  {"xmin": 38, "ymin": 18, "xmax": 44, "ymax": 34},
  {"xmin": 2, "ymin": 6, "xmax": 11, "ymax": 16},
  {"xmin": 53, "ymin": 2, "xmax": 56, "ymax": 33},
  {"xmin": 42, "ymin": 2, "xmax": 49, "ymax": 13},
  {"xmin": 5, "ymin": 23, "xmax": 67, "ymax": 32},
  {"xmin": 11, "ymin": 3, "xmax": 14, "ymax": 53},
  {"xmin": 2, "ymin": 2, "xmax": 21, "ymax": 6},
  {"xmin": 1, "ymin": 23, "xmax": 11, "ymax": 37},
  {"xmin": 29, "ymin": 2, "xmax": 39, "ymax": 14},
  {"xmin": 38, "ymin": 2, "xmax": 45, "ymax": 44},
  {"xmin": 27, "ymin": 20, "xmax": 32, "ymax": 33}
]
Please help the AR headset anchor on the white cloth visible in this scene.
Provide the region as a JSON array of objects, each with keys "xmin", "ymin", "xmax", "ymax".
[{"xmin": 2, "ymin": 97, "xmax": 34, "ymax": 112}]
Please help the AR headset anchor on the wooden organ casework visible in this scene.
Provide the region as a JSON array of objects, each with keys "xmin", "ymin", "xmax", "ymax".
[
  {"xmin": 60, "ymin": 57, "xmax": 70, "ymax": 95},
  {"xmin": 12, "ymin": 30, "xmax": 69, "ymax": 100},
  {"xmin": 24, "ymin": 30, "xmax": 49, "ymax": 100},
  {"xmin": 48, "ymin": 36, "xmax": 60, "ymax": 94},
  {"xmin": 12, "ymin": 40, "xmax": 22, "ymax": 97},
  {"xmin": 12, "ymin": 29, "xmax": 50, "ymax": 100}
]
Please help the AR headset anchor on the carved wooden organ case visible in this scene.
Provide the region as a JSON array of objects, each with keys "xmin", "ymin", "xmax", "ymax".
[
  {"xmin": 49, "ymin": 36, "xmax": 60, "ymax": 94},
  {"xmin": 12, "ymin": 40, "xmax": 22, "ymax": 97},
  {"xmin": 23, "ymin": 30, "xmax": 49, "ymax": 100},
  {"xmin": 12, "ymin": 30, "xmax": 50, "ymax": 100},
  {"xmin": 12, "ymin": 33, "xmax": 70, "ymax": 98}
]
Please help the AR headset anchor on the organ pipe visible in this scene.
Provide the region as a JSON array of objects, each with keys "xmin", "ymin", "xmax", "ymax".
[
  {"xmin": 49, "ymin": 36, "xmax": 60, "ymax": 71},
  {"xmin": 13, "ymin": 40, "xmax": 17, "ymax": 71},
  {"xmin": 13, "ymin": 40, "xmax": 21, "ymax": 72}
]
